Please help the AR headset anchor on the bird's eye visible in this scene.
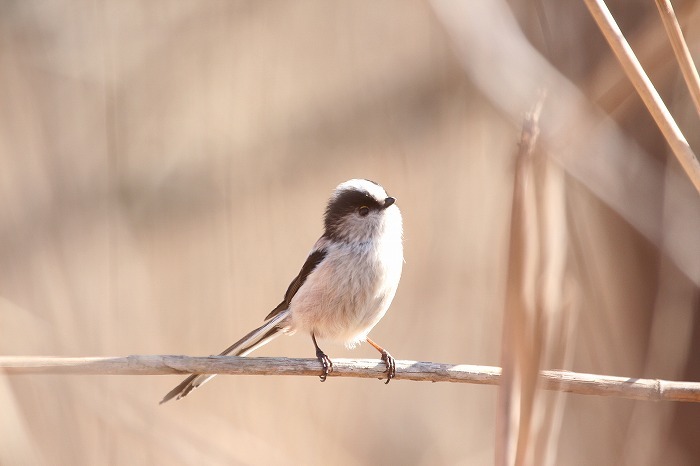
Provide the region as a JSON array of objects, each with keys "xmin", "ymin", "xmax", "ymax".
[{"xmin": 358, "ymin": 206, "xmax": 370, "ymax": 216}]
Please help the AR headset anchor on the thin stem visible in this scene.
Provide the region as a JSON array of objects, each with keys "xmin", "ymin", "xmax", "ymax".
[
  {"xmin": 655, "ymin": 0, "xmax": 700, "ymax": 118},
  {"xmin": 584, "ymin": 0, "xmax": 700, "ymax": 194}
]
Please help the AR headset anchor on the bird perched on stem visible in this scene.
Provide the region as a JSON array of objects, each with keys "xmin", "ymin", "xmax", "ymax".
[{"xmin": 161, "ymin": 179, "xmax": 404, "ymax": 403}]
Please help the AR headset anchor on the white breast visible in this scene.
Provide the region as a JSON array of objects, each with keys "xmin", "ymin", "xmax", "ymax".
[{"xmin": 287, "ymin": 210, "xmax": 403, "ymax": 347}]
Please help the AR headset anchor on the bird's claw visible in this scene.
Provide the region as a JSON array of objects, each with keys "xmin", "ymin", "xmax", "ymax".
[
  {"xmin": 316, "ymin": 350, "xmax": 333, "ymax": 382},
  {"xmin": 381, "ymin": 350, "xmax": 396, "ymax": 384}
]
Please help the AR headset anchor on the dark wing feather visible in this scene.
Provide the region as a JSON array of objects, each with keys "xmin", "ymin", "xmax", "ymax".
[{"xmin": 264, "ymin": 248, "xmax": 327, "ymax": 320}]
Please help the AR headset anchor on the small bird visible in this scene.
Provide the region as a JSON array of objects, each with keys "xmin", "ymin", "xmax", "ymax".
[{"xmin": 160, "ymin": 179, "xmax": 404, "ymax": 403}]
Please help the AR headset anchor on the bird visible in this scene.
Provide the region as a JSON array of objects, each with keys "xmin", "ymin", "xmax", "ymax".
[{"xmin": 160, "ymin": 178, "xmax": 404, "ymax": 403}]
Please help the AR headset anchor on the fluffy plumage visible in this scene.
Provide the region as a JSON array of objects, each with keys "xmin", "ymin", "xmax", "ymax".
[{"xmin": 161, "ymin": 179, "xmax": 403, "ymax": 403}]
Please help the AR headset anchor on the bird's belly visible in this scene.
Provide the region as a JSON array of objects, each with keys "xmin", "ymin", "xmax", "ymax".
[{"xmin": 287, "ymin": 245, "xmax": 401, "ymax": 346}]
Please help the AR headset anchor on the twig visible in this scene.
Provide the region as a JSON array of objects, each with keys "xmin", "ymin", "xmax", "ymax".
[
  {"xmin": 1, "ymin": 355, "xmax": 699, "ymax": 403},
  {"xmin": 655, "ymin": 0, "xmax": 700, "ymax": 118},
  {"xmin": 583, "ymin": 0, "xmax": 700, "ymax": 194}
]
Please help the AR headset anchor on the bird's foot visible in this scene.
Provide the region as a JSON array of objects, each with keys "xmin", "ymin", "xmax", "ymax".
[
  {"xmin": 380, "ymin": 350, "xmax": 396, "ymax": 384},
  {"xmin": 316, "ymin": 349, "xmax": 333, "ymax": 382}
]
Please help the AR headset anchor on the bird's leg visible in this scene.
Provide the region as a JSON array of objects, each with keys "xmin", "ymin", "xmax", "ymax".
[
  {"xmin": 312, "ymin": 333, "xmax": 333, "ymax": 382},
  {"xmin": 366, "ymin": 337, "xmax": 396, "ymax": 384}
]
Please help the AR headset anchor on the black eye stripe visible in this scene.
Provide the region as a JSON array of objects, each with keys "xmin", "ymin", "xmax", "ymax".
[{"xmin": 323, "ymin": 189, "xmax": 383, "ymax": 238}]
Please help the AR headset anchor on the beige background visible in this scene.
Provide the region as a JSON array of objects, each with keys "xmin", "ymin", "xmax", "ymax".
[{"xmin": 1, "ymin": 1, "xmax": 699, "ymax": 465}]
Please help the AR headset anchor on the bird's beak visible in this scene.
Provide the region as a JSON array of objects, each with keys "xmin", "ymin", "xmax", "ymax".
[{"xmin": 383, "ymin": 197, "xmax": 396, "ymax": 208}]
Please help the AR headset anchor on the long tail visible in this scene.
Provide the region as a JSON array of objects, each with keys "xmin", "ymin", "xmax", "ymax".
[{"xmin": 160, "ymin": 310, "xmax": 289, "ymax": 404}]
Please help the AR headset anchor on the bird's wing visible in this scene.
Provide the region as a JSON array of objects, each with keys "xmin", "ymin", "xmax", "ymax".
[{"xmin": 264, "ymin": 246, "xmax": 328, "ymax": 320}]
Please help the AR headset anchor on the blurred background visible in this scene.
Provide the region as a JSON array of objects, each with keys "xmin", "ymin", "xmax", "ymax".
[{"xmin": 1, "ymin": 1, "xmax": 699, "ymax": 464}]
